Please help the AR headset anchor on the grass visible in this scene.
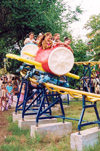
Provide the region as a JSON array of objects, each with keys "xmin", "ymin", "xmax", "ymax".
[
  {"xmin": 5, "ymin": 136, "xmax": 17, "ymax": 143},
  {"xmin": 8, "ymin": 122, "xmax": 29, "ymax": 136},
  {"xmin": 0, "ymin": 144, "xmax": 25, "ymax": 151},
  {"xmin": 7, "ymin": 116, "xmax": 13, "ymax": 123},
  {"xmin": 0, "ymin": 121, "xmax": 71, "ymax": 151},
  {"xmin": 0, "ymin": 100, "xmax": 100, "ymax": 151}
]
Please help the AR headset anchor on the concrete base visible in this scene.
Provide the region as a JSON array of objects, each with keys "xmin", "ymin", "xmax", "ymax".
[
  {"xmin": 70, "ymin": 127, "xmax": 100, "ymax": 151},
  {"xmin": 31, "ymin": 122, "xmax": 72, "ymax": 138},
  {"xmin": 12, "ymin": 112, "xmax": 36, "ymax": 122},
  {"xmin": 18, "ymin": 118, "xmax": 57, "ymax": 129}
]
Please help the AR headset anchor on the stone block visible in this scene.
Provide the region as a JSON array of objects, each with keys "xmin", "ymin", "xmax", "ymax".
[
  {"xmin": 70, "ymin": 127, "xmax": 100, "ymax": 151},
  {"xmin": 12, "ymin": 112, "xmax": 36, "ymax": 122},
  {"xmin": 31, "ymin": 122, "xmax": 72, "ymax": 138},
  {"xmin": 18, "ymin": 118, "xmax": 57, "ymax": 129}
]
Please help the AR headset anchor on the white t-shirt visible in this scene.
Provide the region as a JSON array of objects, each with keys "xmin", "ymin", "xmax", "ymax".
[{"xmin": 24, "ymin": 38, "xmax": 35, "ymax": 45}]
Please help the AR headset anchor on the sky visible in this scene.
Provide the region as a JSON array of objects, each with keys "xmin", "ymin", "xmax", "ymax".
[{"xmin": 65, "ymin": 0, "xmax": 100, "ymax": 41}]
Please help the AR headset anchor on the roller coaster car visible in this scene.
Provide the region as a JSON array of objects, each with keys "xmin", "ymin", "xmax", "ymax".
[
  {"xmin": 6, "ymin": 43, "xmax": 79, "ymax": 85},
  {"xmin": 21, "ymin": 43, "xmax": 74, "ymax": 75}
]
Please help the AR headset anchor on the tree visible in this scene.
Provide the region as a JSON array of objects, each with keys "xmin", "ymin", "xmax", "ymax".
[
  {"xmin": 0, "ymin": 0, "xmax": 82, "ymax": 45},
  {"xmin": 70, "ymin": 39, "xmax": 90, "ymax": 81},
  {"xmin": 71, "ymin": 39, "xmax": 89, "ymax": 62},
  {"xmin": 0, "ymin": 0, "xmax": 82, "ymax": 72},
  {"xmin": 85, "ymin": 14, "xmax": 100, "ymax": 61}
]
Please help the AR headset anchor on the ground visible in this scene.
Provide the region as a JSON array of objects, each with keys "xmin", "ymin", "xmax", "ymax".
[
  {"xmin": 0, "ymin": 101, "xmax": 100, "ymax": 151},
  {"xmin": 0, "ymin": 109, "xmax": 13, "ymax": 145}
]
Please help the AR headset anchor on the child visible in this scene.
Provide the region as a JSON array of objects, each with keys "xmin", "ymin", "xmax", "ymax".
[
  {"xmin": 64, "ymin": 37, "xmax": 73, "ymax": 53},
  {"xmin": 38, "ymin": 32, "xmax": 53, "ymax": 49},
  {"xmin": 13, "ymin": 77, "xmax": 19, "ymax": 96},
  {"xmin": 6, "ymin": 81, "xmax": 13, "ymax": 109},
  {"xmin": 19, "ymin": 83, "xmax": 25, "ymax": 104},
  {"xmin": 0, "ymin": 81, "xmax": 7, "ymax": 111},
  {"xmin": 24, "ymin": 32, "xmax": 36, "ymax": 45},
  {"xmin": 36, "ymin": 33, "xmax": 43, "ymax": 45},
  {"xmin": 53, "ymin": 33, "xmax": 63, "ymax": 46}
]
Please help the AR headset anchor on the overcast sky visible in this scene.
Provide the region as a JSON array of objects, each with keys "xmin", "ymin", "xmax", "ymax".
[{"xmin": 66, "ymin": 0, "xmax": 100, "ymax": 41}]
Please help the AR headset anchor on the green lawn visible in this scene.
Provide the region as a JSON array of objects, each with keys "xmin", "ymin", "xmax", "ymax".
[{"xmin": 0, "ymin": 100, "xmax": 100, "ymax": 151}]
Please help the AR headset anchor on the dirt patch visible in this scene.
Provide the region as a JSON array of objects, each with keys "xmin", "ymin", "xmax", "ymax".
[{"xmin": 0, "ymin": 109, "xmax": 14, "ymax": 145}]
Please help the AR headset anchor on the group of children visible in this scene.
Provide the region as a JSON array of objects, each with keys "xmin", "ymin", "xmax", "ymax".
[
  {"xmin": 24, "ymin": 32, "xmax": 73, "ymax": 53},
  {"xmin": 0, "ymin": 76, "xmax": 20, "ymax": 111}
]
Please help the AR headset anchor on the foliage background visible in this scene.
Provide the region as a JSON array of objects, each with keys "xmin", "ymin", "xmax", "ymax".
[{"xmin": 0, "ymin": 0, "xmax": 94, "ymax": 74}]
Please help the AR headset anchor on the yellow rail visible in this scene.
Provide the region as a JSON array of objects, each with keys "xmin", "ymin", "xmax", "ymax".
[
  {"xmin": 87, "ymin": 30, "xmax": 100, "ymax": 39},
  {"xmin": 75, "ymin": 61, "xmax": 100, "ymax": 66},
  {"xmin": 20, "ymin": 71, "xmax": 100, "ymax": 102}
]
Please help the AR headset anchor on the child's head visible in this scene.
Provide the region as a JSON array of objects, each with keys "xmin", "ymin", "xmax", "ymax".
[
  {"xmin": 29, "ymin": 32, "xmax": 34, "ymax": 39},
  {"xmin": 38, "ymin": 32, "xmax": 52, "ymax": 47},
  {"xmin": 36, "ymin": 33, "xmax": 43, "ymax": 43},
  {"xmin": 64, "ymin": 37, "xmax": 71, "ymax": 45},
  {"xmin": 44, "ymin": 32, "xmax": 52, "ymax": 41},
  {"xmin": 53, "ymin": 33, "xmax": 60, "ymax": 41},
  {"xmin": 8, "ymin": 80, "xmax": 12, "ymax": 86}
]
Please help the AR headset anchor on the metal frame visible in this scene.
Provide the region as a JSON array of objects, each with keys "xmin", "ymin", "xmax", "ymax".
[
  {"xmin": 77, "ymin": 64, "xmax": 100, "ymax": 132},
  {"xmin": 35, "ymin": 87, "xmax": 65, "ymax": 126},
  {"xmin": 15, "ymin": 77, "xmax": 65, "ymax": 123},
  {"xmin": 82, "ymin": 64, "xmax": 92, "ymax": 92},
  {"xmin": 15, "ymin": 63, "xmax": 100, "ymax": 132},
  {"xmin": 78, "ymin": 95, "xmax": 100, "ymax": 133},
  {"xmin": 15, "ymin": 78, "xmax": 43, "ymax": 116}
]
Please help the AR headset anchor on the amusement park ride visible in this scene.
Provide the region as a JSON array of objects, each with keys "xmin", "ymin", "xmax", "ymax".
[{"xmin": 6, "ymin": 43, "xmax": 100, "ymax": 133}]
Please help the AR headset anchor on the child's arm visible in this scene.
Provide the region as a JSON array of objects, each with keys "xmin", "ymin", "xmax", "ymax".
[
  {"xmin": 54, "ymin": 41, "xmax": 64, "ymax": 47},
  {"xmin": 6, "ymin": 89, "xmax": 10, "ymax": 95},
  {"xmin": 24, "ymin": 38, "xmax": 30, "ymax": 45},
  {"xmin": 11, "ymin": 88, "xmax": 13, "ymax": 94},
  {"xmin": 32, "ymin": 39, "xmax": 37, "ymax": 44}
]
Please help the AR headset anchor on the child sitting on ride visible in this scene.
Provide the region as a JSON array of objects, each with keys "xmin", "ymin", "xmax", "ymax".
[
  {"xmin": 38, "ymin": 32, "xmax": 53, "ymax": 49},
  {"xmin": 24, "ymin": 32, "xmax": 36, "ymax": 45},
  {"xmin": 53, "ymin": 33, "xmax": 63, "ymax": 46},
  {"xmin": 36, "ymin": 33, "xmax": 43, "ymax": 45},
  {"xmin": 64, "ymin": 37, "xmax": 73, "ymax": 53},
  {"xmin": 53, "ymin": 34, "xmax": 73, "ymax": 53}
]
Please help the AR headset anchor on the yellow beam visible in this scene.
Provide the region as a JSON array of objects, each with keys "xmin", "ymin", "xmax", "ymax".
[
  {"xmin": 23, "ymin": 52, "xmax": 36, "ymax": 57},
  {"xmin": 65, "ymin": 72, "xmax": 80, "ymax": 80},
  {"xmin": 6, "ymin": 53, "xmax": 42, "ymax": 67}
]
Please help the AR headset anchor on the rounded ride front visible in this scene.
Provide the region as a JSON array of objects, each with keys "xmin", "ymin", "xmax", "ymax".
[{"xmin": 35, "ymin": 46, "xmax": 74, "ymax": 76}]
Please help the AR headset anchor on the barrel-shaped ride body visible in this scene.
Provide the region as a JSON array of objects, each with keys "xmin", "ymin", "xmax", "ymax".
[{"xmin": 35, "ymin": 46, "xmax": 74, "ymax": 76}]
